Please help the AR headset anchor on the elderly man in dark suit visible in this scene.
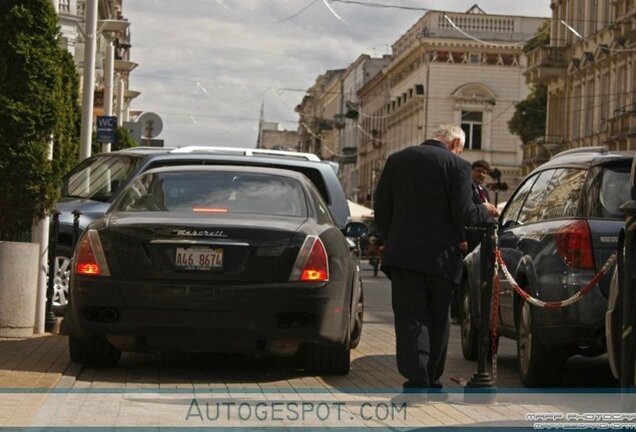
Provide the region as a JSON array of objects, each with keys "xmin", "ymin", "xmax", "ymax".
[{"xmin": 373, "ymin": 124, "xmax": 499, "ymax": 393}]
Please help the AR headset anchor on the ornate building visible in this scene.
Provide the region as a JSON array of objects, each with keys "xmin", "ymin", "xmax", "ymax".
[
  {"xmin": 356, "ymin": 5, "xmax": 545, "ymax": 205},
  {"xmin": 296, "ymin": 70, "xmax": 344, "ymax": 156},
  {"xmin": 54, "ymin": 0, "xmax": 140, "ymax": 127},
  {"xmin": 525, "ymin": 0, "xmax": 635, "ymax": 173}
]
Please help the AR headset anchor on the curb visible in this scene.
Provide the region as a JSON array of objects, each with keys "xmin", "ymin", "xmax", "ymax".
[{"xmin": 55, "ymin": 360, "xmax": 82, "ymax": 389}]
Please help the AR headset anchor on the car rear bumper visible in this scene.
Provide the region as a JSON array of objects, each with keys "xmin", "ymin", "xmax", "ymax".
[
  {"xmin": 534, "ymin": 285, "xmax": 607, "ymax": 351},
  {"xmin": 67, "ymin": 276, "xmax": 351, "ymax": 355}
]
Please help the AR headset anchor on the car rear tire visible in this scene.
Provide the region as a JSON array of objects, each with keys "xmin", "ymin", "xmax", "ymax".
[
  {"xmin": 516, "ymin": 301, "xmax": 565, "ymax": 387},
  {"xmin": 304, "ymin": 343, "xmax": 351, "ymax": 374},
  {"xmin": 69, "ymin": 334, "xmax": 121, "ymax": 367},
  {"xmin": 349, "ymin": 283, "xmax": 364, "ymax": 349},
  {"xmin": 52, "ymin": 245, "xmax": 73, "ymax": 316},
  {"xmin": 460, "ymin": 278, "xmax": 479, "ymax": 360}
]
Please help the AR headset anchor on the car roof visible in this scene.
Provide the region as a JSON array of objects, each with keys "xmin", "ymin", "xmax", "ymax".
[
  {"xmin": 100, "ymin": 146, "xmax": 338, "ymax": 173},
  {"xmin": 529, "ymin": 146, "xmax": 634, "ymax": 174},
  {"xmin": 141, "ymin": 164, "xmax": 311, "ymax": 181}
]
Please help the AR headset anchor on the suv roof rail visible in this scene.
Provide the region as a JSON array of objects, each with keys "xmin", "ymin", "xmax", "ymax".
[
  {"xmin": 552, "ymin": 146, "xmax": 609, "ymax": 159},
  {"xmin": 117, "ymin": 146, "xmax": 175, "ymax": 153},
  {"xmin": 170, "ymin": 146, "xmax": 321, "ymax": 161}
]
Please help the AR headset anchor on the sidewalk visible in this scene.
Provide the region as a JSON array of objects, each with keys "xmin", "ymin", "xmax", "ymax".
[
  {"xmin": 0, "ymin": 334, "xmax": 70, "ymax": 389},
  {"xmin": 0, "ymin": 317, "xmax": 631, "ymax": 429},
  {"xmin": 0, "ymin": 333, "xmax": 74, "ymax": 427}
]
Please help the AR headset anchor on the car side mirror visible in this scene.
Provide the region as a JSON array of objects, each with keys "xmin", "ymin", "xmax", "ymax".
[
  {"xmin": 342, "ymin": 222, "xmax": 367, "ymax": 238},
  {"xmin": 500, "ymin": 219, "xmax": 517, "ymax": 230}
]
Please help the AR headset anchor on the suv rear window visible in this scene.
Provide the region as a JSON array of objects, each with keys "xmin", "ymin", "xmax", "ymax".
[
  {"xmin": 117, "ymin": 171, "xmax": 308, "ymax": 217},
  {"xmin": 62, "ymin": 155, "xmax": 140, "ymax": 202}
]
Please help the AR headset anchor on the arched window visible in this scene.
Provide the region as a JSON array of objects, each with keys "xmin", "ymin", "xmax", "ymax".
[{"xmin": 450, "ymin": 83, "xmax": 496, "ymax": 151}]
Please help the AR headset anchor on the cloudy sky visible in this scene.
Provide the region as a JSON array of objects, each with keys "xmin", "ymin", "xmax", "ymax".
[{"xmin": 124, "ymin": 0, "xmax": 552, "ymax": 148}]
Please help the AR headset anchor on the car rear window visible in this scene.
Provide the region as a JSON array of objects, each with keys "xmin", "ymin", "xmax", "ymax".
[
  {"xmin": 63, "ymin": 155, "xmax": 140, "ymax": 202},
  {"xmin": 117, "ymin": 171, "xmax": 308, "ymax": 217},
  {"xmin": 146, "ymin": 159, "xmax": 332, "ymax": 205}
]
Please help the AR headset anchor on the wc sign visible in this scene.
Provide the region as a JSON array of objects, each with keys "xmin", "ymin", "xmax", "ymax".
[{"xmin": 96, "ymin": 116, "xmax": 117, "ymax": 143}]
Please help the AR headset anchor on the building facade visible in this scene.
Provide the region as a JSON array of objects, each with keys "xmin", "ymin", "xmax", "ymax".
[
  {"xmin": 54, "ymin": 0, "xmax": 140, "ymax": 132},
  {"xmin": 296, "ymin": 70, "xmax": 345, "ymax": 156},
  {"xmin": 356, "ymin": 5, "xmax": 545, "ymax": 205},
  {"xmin": 525, "ymin": 0, "xmax": 635, "ymax": 173},
  {"xmin": 339, "ymin": 55, "xmax": 391, "ymax": 201}
]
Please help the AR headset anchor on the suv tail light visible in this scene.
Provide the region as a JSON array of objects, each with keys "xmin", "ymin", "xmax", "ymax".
[
  {"xmin": 555, "ymin": 220, "xmax": 595, "ymax": 270},
  {"xmin": 75, "ymin": 230, "xmax": 111, "ymax": 276},
  {"xmin": 289, "ymin": 235, "xmax": 329, "ymax": 282}
]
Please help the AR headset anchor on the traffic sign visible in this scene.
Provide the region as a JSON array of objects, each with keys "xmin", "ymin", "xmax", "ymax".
[{"xmin": 96, "ymin": 116, "xmax": 117, "ymax": 143}]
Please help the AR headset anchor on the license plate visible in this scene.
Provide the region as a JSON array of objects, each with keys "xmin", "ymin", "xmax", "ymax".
[{"xmin": 175, "ymin": 247, "xmax": 223, "ymax": 271}]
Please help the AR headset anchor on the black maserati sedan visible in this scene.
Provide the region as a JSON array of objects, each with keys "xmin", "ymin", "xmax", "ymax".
[{"xmin": 66, "ymin": 165, "xmax": 366, "ymax": 374}]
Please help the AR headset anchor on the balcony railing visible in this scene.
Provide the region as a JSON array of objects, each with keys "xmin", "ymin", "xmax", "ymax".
[
  {"xmin": 523, "ymin": 135, "xmax": 566, "ymax": 162},
  {"xmin": 609, "ymin": 107, "xmax": 636, "ymax": 138},
  {"xmin": 525, "ymin": 46, "xmax": 567, "ymax": 84},
  {"xmin": 527, "ymin": 46, "xmax": 567, "ymax": 69},
  {"xmin": 58, "ymin": 0, "xmax": 71, "ymax": 13}
]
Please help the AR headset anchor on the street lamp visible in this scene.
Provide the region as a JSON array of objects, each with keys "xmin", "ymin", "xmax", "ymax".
[{"xmin": 79, "ymin": 0, "xmax": 98, "ymax": 161}]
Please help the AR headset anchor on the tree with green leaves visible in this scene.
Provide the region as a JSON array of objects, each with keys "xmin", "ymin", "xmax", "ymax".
[
  {"xmin": 508, "ymin": 20, "xmax": 550, "ymax": 145},
  {"xmin": 0, "ymin": 0, "xmax": 80, "ymax": 241},
  {"xmin": 508, "ymin": 84, "xmax": 548, "ymax": 145},
  {"xmin": 91, "ymin": 126, "xmax": 139, "ymax": 154}
]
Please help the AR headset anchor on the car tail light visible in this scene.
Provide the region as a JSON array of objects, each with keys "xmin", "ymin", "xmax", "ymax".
[
  {"xmin": 289, "ymin": 235, "xmax": 329, "ymax": 282},
  {"xmin": 554, "ymin": 220, "xmax": 595, "ymax": 270},
  {"xmin": 75, "ymin": 230, "xmax": 111, "ymax": 276}
]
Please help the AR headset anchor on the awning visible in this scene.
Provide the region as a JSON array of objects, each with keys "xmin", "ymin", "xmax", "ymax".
[{"xmin": 347, "ymin": 200, "xmax": 374, "ymax": 222}]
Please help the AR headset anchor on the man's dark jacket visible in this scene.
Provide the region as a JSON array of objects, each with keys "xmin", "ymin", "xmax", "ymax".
[{"xmin": 373, "ymin": 140, "xmax": 489, "ymax": 284}]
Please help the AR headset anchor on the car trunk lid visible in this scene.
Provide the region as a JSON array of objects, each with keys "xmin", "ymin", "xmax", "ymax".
[{"xmin": 106, "ymin": 213, "xmax": 305, "ymax": 283}]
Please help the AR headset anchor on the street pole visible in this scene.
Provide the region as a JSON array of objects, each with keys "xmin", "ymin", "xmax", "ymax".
[
  {"xmin": 102, "ymin": 35, "xmax": 115, "ymax": 153},
  {"xmin": 116, "ymin": 76, "xmax": 125, "ymax": 126},
  {"xmin": 79, "ymin": 0, "xmax": 98, "ymax": 161},
  {"xmin": 33, "ymin": 136, "xmax": 56, "ymax": 333}
]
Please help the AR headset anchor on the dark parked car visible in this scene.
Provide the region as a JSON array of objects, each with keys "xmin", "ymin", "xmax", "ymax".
[
  {"xmin": 51, "ymin": 146, "xmax": 350, "ymax": 314},
  {"xmin": 66, "ymin": 165, "xmax": 366, "ymax": 373},
  {"xmin": 460, "ymin": 146, "xmax": 632, "ymax": 387}
]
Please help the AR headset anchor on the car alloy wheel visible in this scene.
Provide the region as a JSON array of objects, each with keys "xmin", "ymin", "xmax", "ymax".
[
  {"xmin": 349, "ymin": 283, "xmax": 364, "ymax": 349},
  {"xmin": 516, "ymin": 300, "xmax": 566, "ymax": 387},
  {"xmin": 51, "ymin": 245, "xmax": 73, "ymax": 315},
  {"xmin": 517, "ymin": 301, "xmax": 533, "ymax": 376}
]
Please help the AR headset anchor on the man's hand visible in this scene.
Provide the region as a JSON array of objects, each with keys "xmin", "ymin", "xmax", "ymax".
[{"xmin": 483, "ymin": 202, "xmax": 500, "ymax": 218}]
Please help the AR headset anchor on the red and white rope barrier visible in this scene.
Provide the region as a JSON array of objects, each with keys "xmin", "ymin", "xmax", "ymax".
[{"xmin": 495, "ymin": 249, "xmax": 617, "ymax": 309}]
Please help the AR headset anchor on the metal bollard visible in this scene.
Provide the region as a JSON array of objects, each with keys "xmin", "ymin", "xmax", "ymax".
[
  {"xmin": 71, "ymin": 210, "xmax": 81, "ymax": 249},
  {"xmin": 45, "ymin": 211, "xmax": 61, "ymax": 332},
  {"xmin": 464, "ymin": 219, "xmax": 498, "ymax": 404}
]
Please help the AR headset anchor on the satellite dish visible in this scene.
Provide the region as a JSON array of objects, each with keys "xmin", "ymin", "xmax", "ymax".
[{"xmin": 137, "ymin": 112, "xmax": 163, "ymax": 139}]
